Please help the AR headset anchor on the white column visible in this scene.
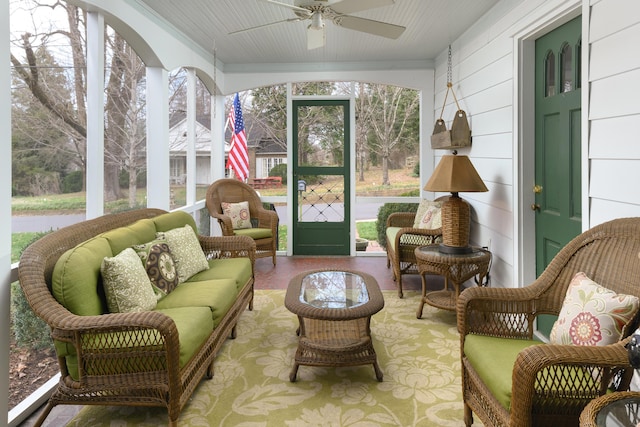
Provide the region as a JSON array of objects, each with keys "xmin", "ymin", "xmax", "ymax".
[
  {"xmin": 146, "ymin": 66, "xmax": 170, "ymax": 210},
  {"xmin": 85, "ymin": 12, "xmax": 105, "ymax": 218},
  {"xmin": 2, "ymin": 0, "xmax": 11, "ymax": 417},
  {"xmin": 211, "ymin": 94, "xmax": 226, "ymax": 181},
  {"xmin": 186, "ymin": 68, "xmax": 196, "ymax": 206}
]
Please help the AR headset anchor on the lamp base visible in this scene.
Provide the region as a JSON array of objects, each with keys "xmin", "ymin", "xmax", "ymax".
[{"xmin": 438, "ymin": 243, "xmax": 473, "ymax": 255}]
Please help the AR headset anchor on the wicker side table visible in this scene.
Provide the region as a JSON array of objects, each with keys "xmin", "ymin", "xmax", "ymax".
[
  {"xmin": 580, "ymin": 391, "xmax": 640, "ymax": 426},
  {"xmin": 285, "ymin": 269, "xmax": 385, "ymax": 382},
  {"xmin": 414, "ymin": 246, "xmax": 491, "ymax": 318}
]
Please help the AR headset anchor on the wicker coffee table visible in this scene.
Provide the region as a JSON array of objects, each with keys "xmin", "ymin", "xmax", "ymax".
[{"xmin": 285, "ymin": 269, "xmax": 384, "ymax": 382}]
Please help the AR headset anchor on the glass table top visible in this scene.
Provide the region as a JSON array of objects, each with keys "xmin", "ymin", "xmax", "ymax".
[
  {"xmin": 299, "ymin": 271, "xmax": 369, "ymax": 309},
  {"xmin": 596, "ymin": 397, "xmax": 640, "ymax": 427}
]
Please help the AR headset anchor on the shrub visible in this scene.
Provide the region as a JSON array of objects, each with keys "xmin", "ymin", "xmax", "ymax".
[
  {"xmin": 412, "ymin": 161, "xmax": 420, "ymax": 177},
  {"xmin": 269, "ymin": 163, "xmax": 287, "ymax": 184},
  {"xmin": 376, "ymin": 200, "xmax": 419, "ymax": 250},
  {"xmin": 62, "ymin": 170, "xmax": 83, "ymax": 193},
  {"xmin": 119, "ymin": 169, "xmax": 147, "ymax": 188},
  {"xmin": 12, "ymin": 232, "xmax": 54, "ymax": 351}
]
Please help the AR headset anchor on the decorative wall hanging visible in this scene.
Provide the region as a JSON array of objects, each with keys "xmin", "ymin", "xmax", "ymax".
[{"xmin": 431, "ymin": 46, "xmax": 472, "ymax": 150}]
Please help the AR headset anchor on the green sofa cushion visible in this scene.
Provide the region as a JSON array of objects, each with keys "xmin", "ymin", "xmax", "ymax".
[
  {"xmin": 155, "ymin": 279, "xmax": 238, "ymax": 327},
  {"xmin": 55, "ymin": 306, "xmax": 213, "ymax": 380},
  {"xmin": 190, "ymin": 257, "xmax": 253, "ymax": 292},
  {"xmin": 153, "ymin": 210, "xmax": 197, "ymax": 234},
  {"xmin": 153, "ymin": 306, "xmax": 214, "ymax": 369},
  {"xmin": 52, "ymin": 236, "xmax": 112, "ymax": 316},
  {"xmin": 101, "ymin": 218, "xmax": 156, "ymax": 255},
  {"xmin": 234, "ymin": 227, "xmax": 272, "ymax": 239},
  {"xmin": 464, "ymin": 334, "xmax": 543, "ymax": 410}
]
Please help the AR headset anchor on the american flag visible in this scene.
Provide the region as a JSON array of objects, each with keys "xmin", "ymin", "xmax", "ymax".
[{"xmin": 226, "ymin": 93, "xmax": 249, "ymax": 181}]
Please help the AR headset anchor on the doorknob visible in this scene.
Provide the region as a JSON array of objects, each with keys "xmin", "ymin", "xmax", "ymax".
[
  {"xmin": 533, "ymin": 185, "xmax": 543, "ymax": 194},
  {"xmin": 531, "ymin": 203, "xmax": 540, "ymax": 211}
]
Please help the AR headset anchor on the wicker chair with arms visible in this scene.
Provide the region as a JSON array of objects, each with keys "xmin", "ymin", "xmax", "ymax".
[
  {"xmin": 458, "ymin": 217, "xmax": 640, "ymax": 427},
  {"xmin": 385, "ymin": 197, "xmax": 444, "ymax": 298},
  {"xmin": 206, "ymin": 178, "xmax": 279, "ymax": 265}
]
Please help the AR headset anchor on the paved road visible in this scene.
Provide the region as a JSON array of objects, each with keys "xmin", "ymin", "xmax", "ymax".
[{"xmin": 12, "ymin": 203, "xmax": 384, "ymax": 233}]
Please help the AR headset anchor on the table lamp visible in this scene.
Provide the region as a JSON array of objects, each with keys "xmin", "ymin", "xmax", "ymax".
[{"xmin": 424, "ymin": 152, "xmax": 488, "ymax": 254}]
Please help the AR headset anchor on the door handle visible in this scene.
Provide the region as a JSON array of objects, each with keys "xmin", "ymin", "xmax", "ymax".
[
  {"xmin": 531, "ymin": 203, "xmax": 540, "ymax": 211},
  {"xmin": 533, "ymin": 185, "xmax": 543, "ymax": 194}
]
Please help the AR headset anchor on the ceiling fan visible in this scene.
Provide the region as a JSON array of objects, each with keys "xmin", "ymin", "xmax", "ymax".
[{"xmin": 229, "ymin": 0, "xmax": 406, "ymax": 50}]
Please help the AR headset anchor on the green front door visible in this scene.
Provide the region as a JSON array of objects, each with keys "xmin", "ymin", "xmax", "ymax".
[
  {"xmin": 292, "ymin": 99, "xmax": 350, "ymax": 255},
  {"xmin": 535, "ymin": 16, "xmax": 582, "ymax": 334}
]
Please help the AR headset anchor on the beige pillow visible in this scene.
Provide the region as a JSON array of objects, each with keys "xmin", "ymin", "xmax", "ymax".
[
  {"xmin": 157, "ymin": 225, "xmax": 209, "ymax": 283},
  {"xmin": 549, "ymin": 272, "xmax": 640, "ymax": 346},
  {"xmin": 413, "ymin": 199, "xmax": 442, "ymax": 229},
  {"xmin": 101, "ymin": 248, "xmax": 157, "ymax": 313},
  {"xmin": 221, "ymin": 201, "xmax": 252, "ymax": 230}
]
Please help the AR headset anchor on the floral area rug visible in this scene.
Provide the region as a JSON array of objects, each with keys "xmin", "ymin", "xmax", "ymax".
[{"xmin": 68, "ymin": 290, "xmax": 465, "ymax": 426}]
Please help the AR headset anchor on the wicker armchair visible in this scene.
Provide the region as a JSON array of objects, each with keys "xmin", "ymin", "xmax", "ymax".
[
  {"xmin": 458, "ymin": 217, "xmax": 640, "ymax": 427},
  {"xmin": 385, "ymin": 202, "xmax": 443, "ymax": 298},
  {"xmin": 206, "ymin": 178, "xmax": 279, "ymax": 265}
]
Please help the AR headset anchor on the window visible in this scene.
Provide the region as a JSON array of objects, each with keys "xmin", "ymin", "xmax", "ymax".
[
  {"xmin": 560, "ymin": 43, "xmax": 572, "ymax": 93},
  {"xmin": 545, "ymin": 50, "xmax": 556, "ymax": 97}
]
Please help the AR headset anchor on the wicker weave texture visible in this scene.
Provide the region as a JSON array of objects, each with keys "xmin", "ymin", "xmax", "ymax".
[
  {"xmin": 206, "ymin": 178, "xmax": 279, "ymax": 265},
  {"xmin": 285, "ymin": 269, "xmax": 384, "ymax": 382},
  {"xmin": 457, "ymin": 217, "xmax": 640, "ymax": 427},
  {"xmin": 17, "ymin": 208, "xmax": 256, "ymax": 427},
  {"xmin": 385, "ymin": 211, "xmax": 442, "ymax": 298}
]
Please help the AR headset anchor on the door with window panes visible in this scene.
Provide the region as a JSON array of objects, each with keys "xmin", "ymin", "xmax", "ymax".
[{"xmin": 534, "ymin": 16, "xmax": 582, "ymax": 334}]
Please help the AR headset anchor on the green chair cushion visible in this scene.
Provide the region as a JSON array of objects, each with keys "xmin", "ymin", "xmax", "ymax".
[
  {"xmin": 234, "ymin": 227, "xmax": 272, "ymax": 239},
  {"xmin": 52, "ymin": 236, "xmax": 112, "ymax": 316},
  {"xmin": 190, "ymin": 257, "xmax": 253, "ymax": 292},
  {"xmin": 386, "ymin": 227, "xmax": 402, "ymax": 251},
  {"xmin": 155, "ymin": 279, "xmax": 238, "ymax": 327},
  {"xmin": 464, "ymin": 334, "xmax": 543, "ymax": 410}
]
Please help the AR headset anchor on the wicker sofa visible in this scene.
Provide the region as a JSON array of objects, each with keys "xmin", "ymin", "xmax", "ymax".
[{"xmin": 18, "ymin": 208, "xmax": 256, "ymax": 426}]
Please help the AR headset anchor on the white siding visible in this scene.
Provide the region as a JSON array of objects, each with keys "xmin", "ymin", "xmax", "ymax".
[
  {"xmin": 587, "ymin": 0, "xmax": 640, "ymax": 226},
  {"xmin": 439, "ymin": 0, "xmax": 640, "ymax": 288}
]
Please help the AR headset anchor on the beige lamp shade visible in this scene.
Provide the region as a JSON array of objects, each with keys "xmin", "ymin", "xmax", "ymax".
[
  {"xmin": 424, "ymin": 154, "xmax": 488, "ymax": 194},
  {"xmin": 424, "ymin": 154, "xmax": 487, "ymax": 254}
]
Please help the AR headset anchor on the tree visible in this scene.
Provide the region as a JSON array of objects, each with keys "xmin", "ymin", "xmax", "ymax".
[
  {"xmin": 365, "ymin": 84, "xmax": 419, "ymax": 185},
  {"xmin": 11, "ymin": 1, "xmax": 149, "ymax": 205}
]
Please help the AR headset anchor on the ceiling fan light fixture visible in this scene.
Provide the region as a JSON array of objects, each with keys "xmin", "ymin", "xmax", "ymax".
[{"xmin": 308, "ymin": 12, "xmax": 324, "ymax": 31}]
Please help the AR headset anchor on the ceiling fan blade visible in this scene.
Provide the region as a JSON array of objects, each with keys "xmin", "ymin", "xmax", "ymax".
[
  {"xmin": 331, "ymin": 0, "xmax": 396, "ymax": 15},
  {"xmin": 261, "ymin": 0, "xmax": 311, "ymax": 15},
  {"xmin": 229, "ymin": 18, "xmax": 301, "ymax": 35},
  {"xmin": 333, "ymin": 15, "xmax": 405, "ymax": 39},
  {"xmin": 307, "ymin": 25, "xmax": 325, "ymax": 50}
]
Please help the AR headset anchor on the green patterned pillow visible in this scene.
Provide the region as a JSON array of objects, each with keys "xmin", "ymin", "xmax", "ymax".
[
  {"xmin": 157, "ymin": 225, "xmax": 209, "ymax": 283},
  {"xmin": 133, "ymin": 239, "xmax": 179, "ymax": 295},
  {"xmin": 100, "ymin": 248, "xmax": 157, "ymax": 313}
]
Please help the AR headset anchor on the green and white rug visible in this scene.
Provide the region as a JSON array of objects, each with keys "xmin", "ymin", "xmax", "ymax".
[{"xmin": 68, "ymin": 290, "xmax": 465, "ymax": 426}]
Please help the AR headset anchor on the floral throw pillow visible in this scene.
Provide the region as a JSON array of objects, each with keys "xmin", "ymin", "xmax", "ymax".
[
  {"xmin": 413, "ymin": 199, "xmax": 442, "ymax": 229},
  {"xmin": 221, "ymin": 201, "xmax": 252, "ymax": 230},
  {"xmin": 157, "ymin": 225, "xmax": 209, "ymax": 284},
  {"xmin": 549, "ymin": 272, "xmax": 640, "ymax": 346},
  {"xmin": 101, "ymin": 248, "xmax": 157, "ymax": 313},
  {"xmin": 133, "ymin": 239, "xmax": 179, "ymax": 296}
]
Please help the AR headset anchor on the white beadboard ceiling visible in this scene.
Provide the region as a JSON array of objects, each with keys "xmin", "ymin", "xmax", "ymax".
[{"xmin": 135, "ymin": 0, "xmax": 500, "ymax": 69}]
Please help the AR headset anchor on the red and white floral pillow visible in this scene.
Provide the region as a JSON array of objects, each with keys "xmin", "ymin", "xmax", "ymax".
[
  {"xmin": 549, "ymin": 272, "xmax": 640, "ymax": 346},
  {"xmin": 221, "ymin": 201, "xmax": 252, "ymax": 230}
]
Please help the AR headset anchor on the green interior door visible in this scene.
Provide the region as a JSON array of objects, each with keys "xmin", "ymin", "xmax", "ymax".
[
  {"xmin": 534, "ymin": 16, "xmax": 582, "ymax": 335},
  {"xmin": 292, "ymin": 99, "xmax": 350, "ymax": 255}
]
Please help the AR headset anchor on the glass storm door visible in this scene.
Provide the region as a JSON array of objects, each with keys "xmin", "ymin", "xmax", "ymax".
[{"xmin": 292, "ymin": 99, "xmax": 350, "ymax": 255}]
